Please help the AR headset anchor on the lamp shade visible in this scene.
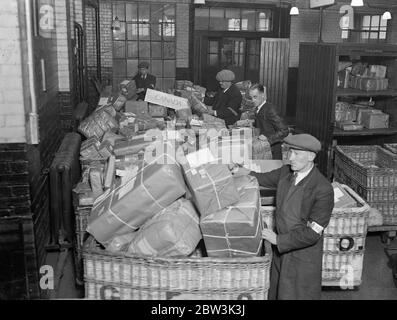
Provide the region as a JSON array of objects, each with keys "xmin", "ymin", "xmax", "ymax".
[
  {"xmin": 351, "ymin": 0, "xmax": 364, "ymax": 6},
  {"xmin": 382, "ymin": 11, "xmax": 392, "ymax": 20},
  {"xmin": 289, "ymin": 6, "xmax": 299, "ymax": 16}
]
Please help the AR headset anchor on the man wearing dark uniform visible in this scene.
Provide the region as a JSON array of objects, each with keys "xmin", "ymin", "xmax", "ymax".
[
  {"xmin": 233, "ymin": 134, "xmax": 334, "ymax": 300},
  {"xmin": 207, "ymin": 69, "xmax": 242, "ymax": 127},
  {"xmin": 133, "ymin": 61, "xmax": 156, "ymax": 101}
]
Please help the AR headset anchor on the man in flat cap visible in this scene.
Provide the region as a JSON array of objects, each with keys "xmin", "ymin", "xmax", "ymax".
[
  {"xmin": 207, "ymin": 69, "xmax": 242, "ymax": 127},
  {"xmin": 133, "ymin": 61, "xmax": 156, "ymax": 101},
  {"xmin": 233, "ymin": 133, "xmax": 334, "ymax": 300}
]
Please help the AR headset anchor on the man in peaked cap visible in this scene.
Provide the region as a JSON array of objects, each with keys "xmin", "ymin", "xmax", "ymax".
[
  {"xmin": 206, "ymin": 69, "xmax": 242, "ymax": 127},
  {"xmin": 233, "ymin": 133, "xmax": 334, "ymax": 300},
  {"xmin": 133, "ymin": 61, "xmax": 156, "ymax": 101}
]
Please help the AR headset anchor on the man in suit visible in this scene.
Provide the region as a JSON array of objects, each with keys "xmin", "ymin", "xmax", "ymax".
[
  {"xmin": 233, "ymin": 134, "xmax": 334, "ymax": 300},
  {"xmin": 249, "ymin": 83, "xmax": 289, "ymax": 160},
  {"xmin": 133, "ymin": 61, "xmax": 156, "ymax": 101},
  {"xmin": 207, "ymin": 69, "xmax": 242, "ymax": 127}
]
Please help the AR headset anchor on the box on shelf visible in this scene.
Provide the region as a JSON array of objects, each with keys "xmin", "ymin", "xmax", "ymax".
[
  {"xmin": 335, "ymin": 121, "xmax": 364, "ymax": 131},
  {"xmin": 360, "ymin": 110, "xmax": 389, "ymax": 129}
]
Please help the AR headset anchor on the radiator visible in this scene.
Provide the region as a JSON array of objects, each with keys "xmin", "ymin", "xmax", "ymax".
[{"xmin": 48, "ymin": 132, "xmax": 81, "ymax": 250}]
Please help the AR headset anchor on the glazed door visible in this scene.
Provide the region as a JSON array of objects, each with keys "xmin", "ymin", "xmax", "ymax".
[{"xmin": 201, "ymin": 37, "xmax": 246, "ymax": 91}]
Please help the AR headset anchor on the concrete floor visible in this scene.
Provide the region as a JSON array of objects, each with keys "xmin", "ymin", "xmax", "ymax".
[{"xmin": 47, "ymin": 232, "xmax": 397, "ymax": 300}]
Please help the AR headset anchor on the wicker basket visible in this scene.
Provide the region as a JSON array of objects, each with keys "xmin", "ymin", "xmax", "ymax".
[
  {"xmin": 83, "ymin": 237, "xmax": 271, "ymax": 300},
  {"xmin": 384, "ymin": 143, "xmax": 397, "ymax": 154},
  {"xmin": 334, "ymin": 145, "xmax": 397, "ymax": 225},
  {"xmin": 260, "ymin": 184, "xmax": 369, "ymax": 287}
]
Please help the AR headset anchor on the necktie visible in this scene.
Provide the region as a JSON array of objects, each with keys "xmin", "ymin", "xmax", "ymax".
[{"xmin": 291, "ymin": 172, "xmax": 298, "ymax": 186}]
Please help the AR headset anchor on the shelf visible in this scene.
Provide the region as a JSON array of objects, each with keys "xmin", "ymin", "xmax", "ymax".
[
  {"xmin": 336, "ymin": 88, "xmax": 397, "ymax": 97},
  {"xmin": 333, "ymin": 126, "xmax": 397, "ymax": 137}
]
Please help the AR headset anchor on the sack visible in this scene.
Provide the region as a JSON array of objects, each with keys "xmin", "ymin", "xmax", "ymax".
[{"xmin": 78, "ymin": 108, "xmax": 119, "ymax": 140}]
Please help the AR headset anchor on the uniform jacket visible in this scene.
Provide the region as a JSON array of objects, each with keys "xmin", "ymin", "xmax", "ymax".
[
  {"xmin": 251, "ymin": 165, "xmax": 334, "ymax": 299},
  {"xmin": 133, "ymin": 73, "xmax": 156, "ymax": 100},
  {"xmin": 255, "ymin": 102, "xmax": 289, "ymax": 159},
  {"xmin": 212, "ymin": 84, "xmax": 242, "ymax": 127}
]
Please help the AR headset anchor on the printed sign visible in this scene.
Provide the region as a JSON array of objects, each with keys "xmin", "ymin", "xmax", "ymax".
[
  {"xmin": 310, "ymin": 0, "xmax": 335, "ymax": 8},
  {"xmin": 145, "ymin": 89, "xmax": 190, "ymax": 111}
]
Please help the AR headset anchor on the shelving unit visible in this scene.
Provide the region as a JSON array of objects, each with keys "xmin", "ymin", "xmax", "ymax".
[{"xmin": 295, "ymin": 42, "xmax": 397, "ymax": 178}]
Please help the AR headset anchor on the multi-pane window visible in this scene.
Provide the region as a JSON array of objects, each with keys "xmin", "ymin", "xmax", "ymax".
[
  {"xmin": 112, "ymin": 2, "xmax": 176, "ymax": 91},
  {"xmin": 342, "ymin": 14, "xmax": 389, "ymax": 43},
  {"xmin": 195, "ymin": 7, "xmax": 272, "ymax": 32}
]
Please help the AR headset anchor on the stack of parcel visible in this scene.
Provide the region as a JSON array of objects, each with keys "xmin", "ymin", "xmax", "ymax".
[{"xmin": 72, "ymin": 80, "xmax": 273, "ymax": 300}]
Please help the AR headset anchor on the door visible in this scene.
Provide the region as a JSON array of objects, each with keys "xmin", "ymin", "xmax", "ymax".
[
  {"xmin": 260, "ymin": 38, "xmax": 290, "ymax": 116},
  {"xmin": 201, "ymin": 37, "xmax": 247, "ymax": 91}
]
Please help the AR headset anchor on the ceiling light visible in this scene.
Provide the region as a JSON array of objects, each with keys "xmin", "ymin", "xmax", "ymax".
[
  {"xmin": 290, "ymin": 6, "xmax": 299, "ymax": 16},
  {"xmin": 351, "ymin": 0, "xmax": 364, "ymax": 7},
  {"xmin": 382, "ymin": 11, "xmax": 392, "ymax": 20}
]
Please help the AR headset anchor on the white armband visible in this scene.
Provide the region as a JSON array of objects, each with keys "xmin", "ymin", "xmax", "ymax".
[{"xmin": 307, "ymin": 221, "xmax": 324, "ymax": 235}]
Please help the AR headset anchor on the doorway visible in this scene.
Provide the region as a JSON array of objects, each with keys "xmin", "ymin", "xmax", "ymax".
[{"xmin": 201, "ymin": 37, "xmax": 260, "ymax": 91}]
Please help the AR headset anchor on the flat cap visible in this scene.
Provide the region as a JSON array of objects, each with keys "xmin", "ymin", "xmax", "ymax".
[
  {"xmin": 283, "ymin": 134, "xmax": 321, "ymax": 153},
  {"xmin": 216, "ymin": 69, "xmax": 235, "ymax": 82},
  {"xmin": 138, "ymin": 61, "xmax": 149, "ymax": 69}
]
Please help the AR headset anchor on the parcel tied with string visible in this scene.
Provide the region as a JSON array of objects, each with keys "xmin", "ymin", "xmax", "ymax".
[
  {"xmin": 181, "ymin": 150, "xmax": 240, "ymax": 217},
  {"xmin": 86, "ymin": 160, "xmax": 187, "ymax": 245},
  {"xmin": 126, "ymin": 198, "xmax": 202, "ymax": 257},
  {"xmin": 200, "ymin": 175, "xmax": 263, "ymax": 258}
]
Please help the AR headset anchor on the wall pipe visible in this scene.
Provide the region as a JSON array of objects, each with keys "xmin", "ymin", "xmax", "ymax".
[{"xmin": 25, "ymin": 0, "xmax": 39, "ymax": 144}]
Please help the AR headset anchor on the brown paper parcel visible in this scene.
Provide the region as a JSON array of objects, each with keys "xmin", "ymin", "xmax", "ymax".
[
  {"xmin": 127, "ymin": 198, "xmax": 201, "ymax": 257},
  {"xmin": 200, "ymin": 175, "xmax": 263, "ymax": 258},
  {"xmin": 182, "ymin": 163, "xmax": 240, "ymax": 217},
  {"xmin": 87, "ymin": 159, "xmax": 187, "ymax": 244}
]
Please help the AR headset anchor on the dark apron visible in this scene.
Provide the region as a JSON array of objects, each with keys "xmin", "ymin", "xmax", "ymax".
[{"xmin": 268, "ymin": 173, "xmax": 323, "ymax": 300}]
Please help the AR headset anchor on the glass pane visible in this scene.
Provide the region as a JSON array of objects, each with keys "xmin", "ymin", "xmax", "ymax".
[
  {"xmin": 225, "ymin": 8, "xmax": 240, "ymax": 19},
  {"xmin": 228, "ymin": 19, "xmax": 241, "ymax": 31},
  {"xmin": 371, "ymin": 15, "xmax": 380, "ymax": 28},
  {"xmin": 163, "ymin": 42, "xmax": 175, "ymax": 59},
  {"xmin": 126, "ymin": 3, "xmax": 137, "ymax": 22},
  {"xmin": 362, "ymin": 15, "xmax": 371, "ymax": 28},
  {"xmin": 127, "ymin": 41, "xmax": 138, "ymax": 58},
  {"xmin": 151, "ymin": 42, "xmax": 162, "ymax": 58},
  {"xmin": 380, "ymin": 31, "xmax": 387, "ymax": 39},
  {"xmin": 151, "ymin": 4, "xmax": 162, "ymax": 23},
  {"xmin": 113, "ymin": 60, "xmax": 126, "ymax": 77},
  {"xmin": 369, "ymin": 31, "xmax": 378, "ymax": 39},
  {"xmin": 151, "ymin": 24, "xmax": 161, "ymax": 41},
  {"xmin": 138, "ymin": 23, "xmax": 150, "ymax": 40},
  {"xmin": 257, "ymin": 11, "xmax": 271, "ymax": 31},
  {"xmin": 113, "ymin": 41, "xmax": 125, "ymax": 58},
  {"xmin": 138, "ymin": 4, "xmax": 150, "ymax": 21},
  {"xmin": 242, "ymin": 10, "xmax": 256, "ymax": 31},
  {"xmin": 208, "ymin": 54, "xmax": 218, "ymax": 66},
  {"xmin": 151, "ymin": 60, "xmax": 163, "ymax": 77},
  {"xmin": 341, "ymin": 30, "xmax": 349, "ymax": 39},
  {"xmin": 209, "ymin": 40, "xmax": 218, "ymax": 53},
  {"xmin": 163, "ymin": 22, "xmax": 175, "ymax": 39},
  {"xmin": 157, "ymin": 78, "xmax": 164, "ymax": 91},
  {"xmin": 164, "ymin": 4, "xmax": 175, "ymax": 19},
  {"xmin": 113, "ymin": 22, "xmax": 126, "ymax": 41},
  {"xmin": 127, "ymin": 59, "xmax": 138, "ymax": 77},
  {"xmin": 163, "ymin": 78, "xmax": 175, "ymax": 91},
  {"xmin": 210, "ymin": 8, "xmax": 226, "ymax": 30},
  {"xmin": 380, "ymin": 18, "xmax": 387, "ymax": 27},
  {"xmin": 113, "ymin": 3, "xmax": 125, "ymax": 21},
  {"xmin": 163, "ymin": 60, "xmax": 175, "ymax": 77},
  {"xmin": 139, "ymin": 41, "xmax": 150, "ymax": 58},
  {"xmin": 127, "ymin": 23, "xmax": 138, "ymax": 40}
]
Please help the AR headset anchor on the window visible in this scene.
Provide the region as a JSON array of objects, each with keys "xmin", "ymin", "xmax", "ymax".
[
  {"xmin": 343, "ymin": 14, "xmax": 389, "ymax": 43},
  {"xmin": 112, "ymin": 2, "xmax": 176, "ymax": 91},
  {"xmin": 195, "ymin": 7, "xmax": 273, "ymax": 32}
]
